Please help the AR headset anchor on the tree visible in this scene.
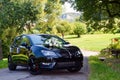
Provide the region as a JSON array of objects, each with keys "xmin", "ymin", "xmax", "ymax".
[
  {"xmin": 0, "ymin": 0, "xmax": 62, "ymax": 58},
  {"xmin": 35, "ymin": 0, "xmax": 62, "ymax": 34},
  {"xmin": 65, "ymin": 0, "xmax": 120, "ymax": 32},
  {"xmin": 56, "ymin": 20, "xmax": 71, "ymax": 38},
  {"xmin": 0, "ymin": 40, "xmax": 2, "ymax": 60},
  {"xmin": 0, "ymin": 0, "xmax": 38, "ymax": 33},
  {"xmin": 73, "ymin": 22, "xmax": 86, "ymax": 38},
  {"xmin": 0, "ymin": 0, "xmax": 38, "ymax": 57}
]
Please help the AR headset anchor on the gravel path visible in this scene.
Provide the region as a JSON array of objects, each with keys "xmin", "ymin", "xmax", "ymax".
[{"xmin": 0, "ymin": 50, "xmax": 99, "ymax": 80}]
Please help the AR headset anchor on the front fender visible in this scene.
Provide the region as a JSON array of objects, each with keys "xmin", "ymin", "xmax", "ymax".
[{"xmin": 31, "ymin": 45, "xmax": 47, "ymax": 58}]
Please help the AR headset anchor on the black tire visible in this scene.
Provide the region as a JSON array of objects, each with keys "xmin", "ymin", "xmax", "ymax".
[
  {"xmin": 8, "ymin": 63, "xmax": 17, "ymax": 70},
  {"xmin": 67, "ymin": 61, "xmax": 82, "ymax": 73},
  {"xmin": 67, "ymin": 67, "xmax": 81, "ymax": 72},
  {"xmin": 8, "ymin": 56, "xmax": 17, "ymax": 70},
  {"xmin": 28, "ymin": 57, "xmax": 41, "ymax": 75}
]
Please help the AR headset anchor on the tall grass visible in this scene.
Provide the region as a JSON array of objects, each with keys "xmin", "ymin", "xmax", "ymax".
[{"xmin": 89, "ymin": 56, "xmax": 120, "ymax": 80}]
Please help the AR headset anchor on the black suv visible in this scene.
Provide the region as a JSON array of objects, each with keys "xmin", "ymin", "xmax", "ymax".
[{"xmin": 8, "ymin": 34, "xmax": 83, "ymax": 75}]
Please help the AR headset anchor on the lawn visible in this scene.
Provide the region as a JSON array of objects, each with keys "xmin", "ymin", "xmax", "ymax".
[
  {"xmin": 65, "ymin": 34, "xmax": 120, "ymax": 51},
  {"xmin": 65, "ymin": 34, "xmax": 120, "ymax": 80},
  {"xmin": 0, "ymin": 58, "xmax": 8, "ymax": 69},
  {"xmin": 89, "ymin": 56, "xmax": 120, "ymax": 80},
  {"xmin": 0, "ymin": 34, "xmax": 120, "ymax": 80}
]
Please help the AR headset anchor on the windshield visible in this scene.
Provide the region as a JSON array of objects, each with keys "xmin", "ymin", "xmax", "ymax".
[
  {"xmin": 29, "ymin": 35, "xmax": 43, "ymax": 45},
  {"xmin": 30, "ymin": 35, "xmax": 66, "ymax": 45}
]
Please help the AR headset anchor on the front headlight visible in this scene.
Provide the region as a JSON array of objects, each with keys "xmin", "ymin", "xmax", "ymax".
[
  {"xmin": 75, "ymin": 50, "xmax": 82, "ymax": 57},
  {"xmin": 77, "ymin": 51, "xmax": 82, "ymax": 54},
  {"xmin": 41, "ymin": 50, "xmax": 56, "ymax": 56}
]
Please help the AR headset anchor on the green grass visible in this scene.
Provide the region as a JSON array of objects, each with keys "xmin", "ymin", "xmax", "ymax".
[
  {"xmin": 89, "ymin": 56, "xmax": 120, "ymax": 80},
  {"xmin": 0, "ymin": 34, "xmax": 120, "ymax": 70},
  {"xmin": 65, "ymin": 34, "xmax": 120, "ymax": 80},
  {"xmin": 65, "ymin": 34, "xmax": 120, "ymax": 51},
  {"xmin": 0, "ymin": 58, "xmax": 8, "ymax": 69}
]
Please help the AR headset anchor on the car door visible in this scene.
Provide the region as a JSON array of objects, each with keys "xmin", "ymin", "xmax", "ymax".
[{"xmin": 10, "ymin": 35, "xmax": 30, "ymax": 65}]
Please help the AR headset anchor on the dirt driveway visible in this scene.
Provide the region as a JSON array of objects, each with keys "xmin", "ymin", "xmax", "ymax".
[{"xmin": 0, "ymin": 50, "xmax": 98, "ymax": 80}]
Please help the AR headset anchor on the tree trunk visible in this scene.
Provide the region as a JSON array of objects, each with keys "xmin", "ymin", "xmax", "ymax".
[
  {"xmin": 77, "ymin": 34, "xmax": 80, "ymax": 38},
  {"xmin": 61, "ymin": 33, "xmax": 64, "ymax": 39},
  {"xmin": 0, "ymin": 40, "xmax": 3, "ymax": 60}
]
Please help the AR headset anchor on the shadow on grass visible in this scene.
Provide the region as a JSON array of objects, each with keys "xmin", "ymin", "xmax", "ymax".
[{"xmin": 65, "ymin": 36, "xmax": 79, "ymax": 39}]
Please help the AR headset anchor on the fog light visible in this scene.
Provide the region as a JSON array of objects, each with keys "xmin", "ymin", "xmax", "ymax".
[{"xmin": 42, "ymin": 62, "xmax": 51, "ymax": 65}]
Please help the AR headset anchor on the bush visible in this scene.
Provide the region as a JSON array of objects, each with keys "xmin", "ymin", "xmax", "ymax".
[
  {"xmin": 100, "ymin": 38, "xmax": 120, "ymax": 58},
  {"xmin": 56, "ymin": 20, "xmax": 71, "ymax": 38},
  {"xmin": 1, "ymin": 27, "xmax": 18, "ymax": 58},
  {"xmin": 100, "ymin": 48, "xmax": 111, "ymax": 57},
  {"xmin": 73, "ymin": 22, "xmax": 86, "ymax": 37}
]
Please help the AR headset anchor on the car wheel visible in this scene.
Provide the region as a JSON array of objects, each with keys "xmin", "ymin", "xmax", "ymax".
[
  {"xmin": 67, "ymin": 67, "xmax": 81, "ymax": 72},
  {"xmin": 67, "ymin": 61, "xmax": 82, "ymax": 73},
  {"xmin": 8, "ymin": 56, "xmax": 17, "ymax": 70},
  {"xmin": 28, "ymin": 56, "xmax": 41, "ymax": 75}
]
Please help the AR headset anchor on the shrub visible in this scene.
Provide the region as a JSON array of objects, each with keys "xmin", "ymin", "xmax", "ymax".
[
  {"xmin": 100, "ymin": 38, "xmax": 120, "ymax": 58},
  {"xmin": 73, "ymin": 22, "xmax": 86, "ymax": 37}
]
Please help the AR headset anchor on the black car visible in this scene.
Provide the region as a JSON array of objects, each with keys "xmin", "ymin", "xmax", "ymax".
[{"xmin": 8, "ymin": 34, "xmax": 83, "ymax": 75}]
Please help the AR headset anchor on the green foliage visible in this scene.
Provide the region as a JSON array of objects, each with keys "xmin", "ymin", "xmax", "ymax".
[
  {"xmin": 56, "ymin": 20, "xmax": 71, "ymax": 38},
  {"xmin": 66, "ymin": 0, "xmax": 120, "ymax": 33},
  {"xmin": 0, "ymin": 40, "xmax": 2, "ymax": 60},
  {"xmin": 1, "ymin": 28, "xmax": 18, "ymax": 57},
  {"xmin": 36, "ymin": 0, "xmax": 62, "ymax": 34},
  {"xmin": 73, "ymin": 22, "xmax": 86, "ymax": 37},
  {"xmin": 0, "ymin": 0, "xmax": 38, "ymax": 33},
  {"xmin": 100, "ymin": 37, "xmax": 120, "ymax": 58},
  {"xmin": 0, "ymin": 0, "xmax": 38, "ymax": 57},
  {"xmin": 100, "ymin": 48, "xmax": 111, "ymax": 57},
  {"xmin": 0, "ymin": 0, "xmax": 62, "ymax": 58}
]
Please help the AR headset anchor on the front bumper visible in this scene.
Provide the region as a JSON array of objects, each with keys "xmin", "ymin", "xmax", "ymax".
[{"xmin": 36, "ymin": 57, "xmax": 83, "ymax": 70}]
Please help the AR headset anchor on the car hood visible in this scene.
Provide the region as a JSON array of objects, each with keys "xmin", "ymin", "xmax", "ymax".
[{"xmin": 31, "ymin": 44, "xmax": 80, "ymax": 58}]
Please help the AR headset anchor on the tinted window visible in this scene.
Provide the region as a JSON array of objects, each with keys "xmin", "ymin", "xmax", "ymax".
[
  {"xmin": 29, "ymin": 35, "xmax": 44, "ymax": 45},
  {"xmin": 29, "ymin": 35, "xmax": 66, "ymax": 45},
  {"xmin": 21, "ymin": 36, "xmax": 31, "ymax": 46},
  {"xmin": 13, "ymin": 36, "xmax": 31, "ymax": 47},
  {"xmin": 40, "ymin": 35, "xmax": 66, "ymax": 44},
  {"xmin": 13, "ymin": 36, "xmax": 21, "ymax": 47}
]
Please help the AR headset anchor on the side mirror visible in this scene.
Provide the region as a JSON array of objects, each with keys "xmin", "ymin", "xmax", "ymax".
[
  {"xmin": 21, "ymin": 42, "xmax": 27, "ymax": 47},
  {"xmin": 17, "ymin": 47, "xmax": 20, "ymax": 53},
  {"xmin": 10, "ymin": 47, "xmax": 13, "ymax": 53},
  {"xmin": 44, "ymin": 44, "xmax": 50, "ymax": 48},
  {"xmin": 65, "ymin": 42, "xmax": 70, "ymax": 44}
]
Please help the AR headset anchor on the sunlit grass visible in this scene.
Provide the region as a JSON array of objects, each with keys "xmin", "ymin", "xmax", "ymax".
[
  {"xmin": 1, "ymin": 34, "xmax": 120, "ymax": 69},
  {"xmin": 65, "ymin": 34, "xmax": 120, "ymax": 80},
  {"xmin": 89, "ymin": 56, "xmax": 120, "ymax": 80},
  {"xmin": 0, "ymin": 58, "xmax": 8, "ymax": 69},
  {"xmin": 65, "ymin": 34, "xmax": 120, "ymax": 51}
]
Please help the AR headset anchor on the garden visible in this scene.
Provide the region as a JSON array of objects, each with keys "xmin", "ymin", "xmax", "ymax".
[
  {"xmin": 65, "ymin": 34, "xmax": 120, "ymax": 80},
  {"xmin": 0, "ymin": 0, "xmax": 120, "ymax": 80},
  {"xmin": 1, "ymin": 34, "xmax": 120, "ymax": 79}
]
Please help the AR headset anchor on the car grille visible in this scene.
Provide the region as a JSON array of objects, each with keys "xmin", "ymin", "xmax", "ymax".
[
  {"xmin": 60, "ymin": 49, "xmax": 70, "ymax": 58},
  {"xmin": 55, "ymin": 61, "xmax": 75, "ymax": 68},
  {"xmin": 67, "ymin": 49, "xmax": 78, "ymax": 56},
  {"xmin": 60, "ymin": 49, "xmax": 79, "ymax": 58}
]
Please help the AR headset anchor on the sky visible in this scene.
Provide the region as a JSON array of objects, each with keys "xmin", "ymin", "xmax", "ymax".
[{"xmin": 62, "ymin": 2, "xmax": 79, "ymax": 13}]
